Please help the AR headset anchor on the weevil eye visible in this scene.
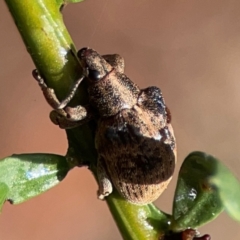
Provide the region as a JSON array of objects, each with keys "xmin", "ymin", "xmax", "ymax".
[{"xmin": 88, "ymin": 69, "xmax": 101, "ymax": 81}]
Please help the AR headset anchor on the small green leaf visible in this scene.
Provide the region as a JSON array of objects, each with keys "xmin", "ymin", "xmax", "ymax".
[
  {"xmin": 171, "ymin": 152, "xmax": 224, "ymax": 231},
  {"xmin": 209, "ymin": 159, "xmax": 240, "ymax": 222},
  {"xmin": 0, "ymin": 153, "xmax": 69, "ymax": 208}
]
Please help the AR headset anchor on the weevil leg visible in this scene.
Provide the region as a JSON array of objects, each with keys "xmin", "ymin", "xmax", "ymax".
[
  {"xmin": 32, "ymin": 69, "xmax": 84, "ymax": 110},
  {"xmin": 102, "ymin": 54, "xmax": 125, "ymax": 73},
  {"xmin": 32, "ymin": 69, "xmax": 94, "ymax": 126},
  {"xmin": 97, "ymin": 156, "xmax": 113, "ymax": 200},
  {"xmin": 50, "ymin": 106, "xmax": 93, "ymax": 129}
]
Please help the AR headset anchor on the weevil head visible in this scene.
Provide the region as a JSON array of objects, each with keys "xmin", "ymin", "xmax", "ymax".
[
  {"xmin": 77, "ymin": 48, "xmax": 112, "ymax": 82},
  {"xmin": 77, "ymin": 48, "xmax": 140, "ymax": 117}
]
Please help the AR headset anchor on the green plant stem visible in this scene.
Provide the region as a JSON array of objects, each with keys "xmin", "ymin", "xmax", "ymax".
[
  {"xmin": 5, "ymin": 1, "xmax": 169, "ymax": 239},
  {"xmin": 5, "ymin": 0, "xmax": 82, "ymax": 99}
]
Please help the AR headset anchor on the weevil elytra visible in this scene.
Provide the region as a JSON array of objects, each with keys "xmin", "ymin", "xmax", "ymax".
[{"xmin": 33, "ymin": 48, "xmax": 177, "ymax": 205}]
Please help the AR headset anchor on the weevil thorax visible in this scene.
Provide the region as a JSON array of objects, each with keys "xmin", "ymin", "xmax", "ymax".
[{"xmin": 78, "ymin": 48, "xmax": 140, "ymax": 117}]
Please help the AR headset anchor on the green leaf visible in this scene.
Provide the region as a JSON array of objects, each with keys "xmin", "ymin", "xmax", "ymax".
[
  {"xmin": 171, "ymin": 151, "xmax": 224, "ymax": 231},
  {"xmin": 209, "ymin": 157, "xmax": 240, "ymax": 222},
  {"xmin": 0, "ymin": 154, "xmax": 69, "ymax": 208}
]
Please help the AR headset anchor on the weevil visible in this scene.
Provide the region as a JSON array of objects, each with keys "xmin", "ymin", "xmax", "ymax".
[{"xmin": 33, "ymin": 48, "xmax": 176, "ymax": 205}]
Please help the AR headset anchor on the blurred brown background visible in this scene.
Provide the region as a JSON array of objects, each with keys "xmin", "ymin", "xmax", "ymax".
[{"xmin": 1, "ymin": 0, "xmax": 240, "ymax": 239}]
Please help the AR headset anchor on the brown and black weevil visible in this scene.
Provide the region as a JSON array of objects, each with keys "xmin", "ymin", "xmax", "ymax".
[{"xmin": 32, "ymin": 48, "xmax": 176, "ymax": 205}]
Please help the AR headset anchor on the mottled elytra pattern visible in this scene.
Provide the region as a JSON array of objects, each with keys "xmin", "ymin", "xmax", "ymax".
[
  {"xmin": 33, "ymin": 48, "xmax": 177, "ymax": 205},
  {"xmin": 96, "ymin": 107, "xmax": 175, "ymax": 204}
]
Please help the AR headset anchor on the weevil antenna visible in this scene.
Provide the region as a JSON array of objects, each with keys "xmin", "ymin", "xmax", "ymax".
[{"xmin": 57, "ymin": 75, "xmax": 84, "ymax": 109}]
